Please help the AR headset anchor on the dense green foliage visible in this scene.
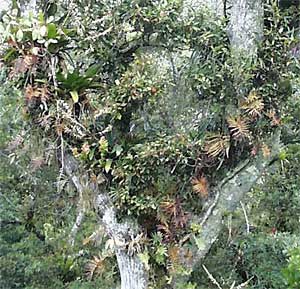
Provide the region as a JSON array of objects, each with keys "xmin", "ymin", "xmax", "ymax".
[{"xmin": 0, "ymin": 0, "xmax": 300, "ymax": 288}]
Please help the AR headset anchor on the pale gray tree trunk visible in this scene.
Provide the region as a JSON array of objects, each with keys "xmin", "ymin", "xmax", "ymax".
[
  {"xmin": 228, "ymin": 0, "xmax": 263, "ymax": 56},
  {"xmin": 95, "ymin": 194, "xmax": 148, "ymax": 289},
  {"xmin": 116, "ymin": 251, "xmax": 148, "ymax": 289},
  {"xmin": 64, "ymin": 157, "xmax": 149, "ymax": 289},
  {"xmin": 68, "ymin": 175, "xmax": 86, "ymax": 246}
]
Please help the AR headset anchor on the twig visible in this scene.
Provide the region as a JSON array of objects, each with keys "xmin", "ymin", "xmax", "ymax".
[
  {"xmin": 227, "ymin": 214, "xmax": 232, "ymax": 243},
  {"xmin": 202, "ymin": 265, "xmax": 223, "ymax": 289},
  {"xmin": 236, "ymin": 277, "xmax": 254, "ymax": 289},
  {"xmin": 240, "ymin": 201, "xmax": 250, "ymax": 234},
  {"xmin": 58, "ymin": 134, "xmax": 65, "ymax": 186}
]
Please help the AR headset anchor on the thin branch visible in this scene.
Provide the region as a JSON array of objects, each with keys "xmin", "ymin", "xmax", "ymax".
[
  {"xmin": 69, "ymin": 204, "xmax": 86, "ymax": 246},
  {"xmin": 200, "ymin": 190, "xmax": 220, "ymax": 227},
  {"xmin": 240, "ymin": 201, "xmax": 250, "ymax": 234},
  {"xmin": 236, "ymin": 277, "xmax": 254, "ymax": 289},
  {"xmin": 202, "ymin": 265, "xmax": 223, "ymax": 289},
  {"xmin": 227, "ymin": 214, "xmax": 232, "ymax": 243}
]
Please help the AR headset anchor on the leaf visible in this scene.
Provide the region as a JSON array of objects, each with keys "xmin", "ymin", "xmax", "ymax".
[
  {"xmin": 32, "ymin": 28, "xmax": 40, "ymax": 41},
  {"xmin": 84, "ymin": 64, "xmax": 100, "ymax": 78},
  {"xmin": 89, "ymin": 148, "xmax": 95, "ymax": 160},
  {"xmin": 85, "ymin": 255, "xmax": 105, "ymax": 280},
  {"xmin": 58, "ymin": 70, "xmax": 91, "ymax": 91},
  {"xmin": 261, "ymin": 144, "xmax": 271, "ymax": 158},
  {"xmin": 105, "ymin": 159, "xmax": 113, "ymax": 173},
  {"xmin": 47, "ymin": 23, "xmax": 57, "ymax": 39},
  {"xmin": 138, "ymin": 252, "xmax": 150, "ymax": 271},
  {"xmin": 155, "ymin": 246, "xmax": 167, "ymax": 265},
  {"xmin": 40, "ymin": 25, "xmax": 47, "ymax": 37},
  {"xmin": 16, "ymin": 29, "xmax": 23, "ymax": 42},
  {"xmin": 105, "ymin": 239, "xmax": 115, "ymax": 251},
  {"xmin": 3, "ymin": 48, "xmax": 17, "ymax": 62},
  {"xmin": 70, "ymin": 90, "xmax": 79, "ymax": 103},
  {"xmin": 98, "ymin": 136, "xmax": 108, "ymax": 154},
  {"xmin": 114, "ymin": 145, "xmax": 123, "ymax": 156},
  {"xmin": 168, "ymin": 246, "xmax": 180, "ymax": 264}
]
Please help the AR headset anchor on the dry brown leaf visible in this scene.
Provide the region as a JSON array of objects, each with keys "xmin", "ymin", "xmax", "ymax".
[
  {"xmin": 266, "ymin": 110, "xmax": 281, "ymax": 126},
  {"xmin": 6, "ymin": 135, "xmax": 23, "ymax": 151},
  {"xmin": 168, "ymin": 246, "xmax": 180, "ymax": 264},
  {"xmin": 30, "ymin": 156, "xmax": 45, "ymax": 171}
]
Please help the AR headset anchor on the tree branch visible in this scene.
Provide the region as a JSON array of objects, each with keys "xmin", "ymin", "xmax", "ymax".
[{"xmin": 177, "ymin": 132, "xmax": 282, "ymax": 278}]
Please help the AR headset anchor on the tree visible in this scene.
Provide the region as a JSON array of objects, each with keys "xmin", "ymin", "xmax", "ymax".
[{"xmin": 0, "ymin": 0, "xmax": 299, "ymax": 288}]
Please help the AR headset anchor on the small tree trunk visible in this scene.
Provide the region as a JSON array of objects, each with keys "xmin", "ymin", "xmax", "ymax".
[{"xmin": 116, "ymin": 250, "xmax": 148, "ymax": 289}]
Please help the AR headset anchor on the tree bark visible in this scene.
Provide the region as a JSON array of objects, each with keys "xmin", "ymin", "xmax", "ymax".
[
  {"xmin": 64, "ymin": 156, "xmax": 149, "ymax": 289},
  {"xmin": 68, "ymin": 175, "xmax": 86, "ymax": 246},
  {"xmin": 95, "ymin": 194, "xmax": 148, "ymax": 289},
  {"xmin": 116, "ymin": 249, "xmax": 148, "ymax": 289},
  {"xmin": 228, "ymin": 0, "xmax": 263, "ymax": 57}
]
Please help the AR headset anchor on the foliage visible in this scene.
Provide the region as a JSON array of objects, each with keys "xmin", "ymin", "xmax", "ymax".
[
  {"xmin": 283, "ymin": 247, "xmax": 300, "ymax": 289},
  {"xmin": 0, "ymin": 0, "xmax": 299, "ymax": 288}
]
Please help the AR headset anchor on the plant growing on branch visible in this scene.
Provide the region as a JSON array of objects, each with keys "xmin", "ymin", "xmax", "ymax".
[{"xmin": 0, "ymin": 1, "xmax": 299, "ymax": 288}]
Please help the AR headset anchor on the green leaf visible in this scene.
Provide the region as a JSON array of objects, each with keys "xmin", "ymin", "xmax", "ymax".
[
  {"xmin": 105, "ymin": 159, "xmax": 113, "ymax": 173},
  {"xmin": 138, "ymin": 252, "xmax": 150, "ymax": 271},
  {"xmin": 89, "ymin": 149, "xmax": 95, "ymax": 161},
  {"xmin": 3, "ymin": 48, "xmax": 17, "ymax": 62},
  {"xmin": 114, "ymin": 145, "xmax": 123, "ymax": 156},
  {"xmin": 32, "ymin": 29, "xmax": 40, "ymax": 41},
  {"xmin": 47, "ymin": 23, "xmax": 57, "ymax": 39},
  {"xmin": 38, "ymin": 12, "xmax": 45, "ymax": 23},
  {"xmin": 84, "ymin": 64, "xmax": 100, "ymax": 78},
  {"xmin": 70, "ymin": 90, "xmax": 79, "ymax": 103}
]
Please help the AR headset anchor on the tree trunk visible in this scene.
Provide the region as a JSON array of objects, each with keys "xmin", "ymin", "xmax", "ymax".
[{"xmin": 116, "ymin": 251, "xmax": 148, "ymax": 289}]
